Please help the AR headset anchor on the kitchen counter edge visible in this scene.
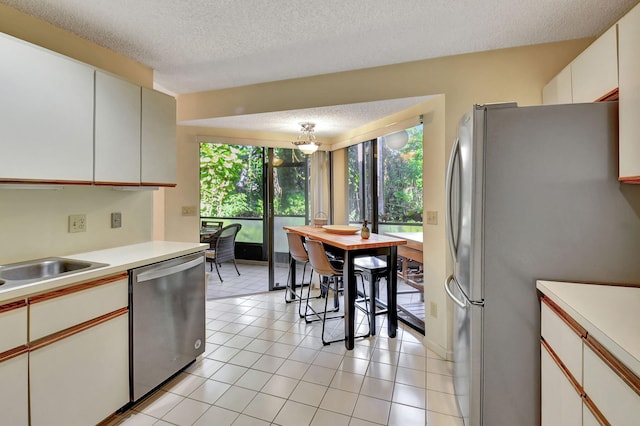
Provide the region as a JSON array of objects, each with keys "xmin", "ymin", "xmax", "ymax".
[{"xmin": 0, "ymin": 241, "xmax": 208, "ymax": 303}]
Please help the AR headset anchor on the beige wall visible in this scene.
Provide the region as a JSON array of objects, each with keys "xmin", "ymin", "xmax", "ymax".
[
  {"xmin": 0, "ymin": 4, "xmax": 156, "ymax": 263},
  {"xmin": 0, "ymin": 187, "xmax": 153, "ymax": 263},
  {"xmin": 170, "ymin": 40, "xmax": 590, "ymax": 357}
]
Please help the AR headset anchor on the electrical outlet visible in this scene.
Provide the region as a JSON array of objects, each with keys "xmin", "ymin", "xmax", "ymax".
[
  {"xmin": 181, "ymin": 206, "xmax": 197, "ymax": 216},
  {"xmin": 430, "ymin": 302, "xmax": 438, "ymax": 318},
  {"xmin": 111, "ymin": 212, "xmax": 122, "ymax": 228},
  {"xmin": 69, "ymin": 214, "xmax": 87, "ymax": 233},
  {"xmin": 426, "ymin": 211, "xmax": 438, "ymax": 225}
]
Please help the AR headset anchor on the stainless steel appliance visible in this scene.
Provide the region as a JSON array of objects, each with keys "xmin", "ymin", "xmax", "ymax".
[
  {"xmin": 445, "ymin": 102, "xmax": 640, "ymax": 425},
  {"xmin": 129, "ymin": 252, "xmax": 206, "ymax": 401}
]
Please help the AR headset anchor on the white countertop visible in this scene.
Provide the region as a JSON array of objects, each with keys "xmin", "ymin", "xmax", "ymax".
[
  {"xmin": 0, "ymin": 241, "xmax": 207, "ymax": 302},
  {"xmin": 537, "ymin": 280, "xmax": 640, "ymax": 378}
]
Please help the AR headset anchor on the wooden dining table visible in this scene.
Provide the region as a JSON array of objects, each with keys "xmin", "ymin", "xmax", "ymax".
[{"xmin": 283, "ymin": 225, "xmax": 407, "ymax": 350}]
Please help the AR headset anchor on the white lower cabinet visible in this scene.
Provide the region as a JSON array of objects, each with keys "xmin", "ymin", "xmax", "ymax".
[
  {"xmin": 0, "ymin": 300, "xmax": 28, "ymax": 426},
  {"xmin": 28, "ymin": 273, "xmax": 130, "ymax": 426},
  {"xmin": 0, "ymin": 351, "xmax": 28, "ymax": 425},
  {"xmin": 541, "ymin": 344, "xmax": 583, "ymax": 426},
  {"xmin": 583, "ymin": 341, "xmax": 640, "ymax": 426},
  {"xmin": 540, "ymin": 294, "xmax": 640, "ymax": 426},
  {"xmin": 30, "ymin": 312, "xmax": 129, "ymax": 426}
]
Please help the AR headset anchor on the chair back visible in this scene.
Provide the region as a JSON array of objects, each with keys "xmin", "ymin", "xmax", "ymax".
[
  {"xmin": 286, "ymin": 231, "xmax": 308, "ymax": 263},
  {"xmin": 306, "ymin": 238, "xmax": 341, "ymax": 277},
  {"xmin": 214, "ymin": 224, "xmax": 242, "ymax": 263}
]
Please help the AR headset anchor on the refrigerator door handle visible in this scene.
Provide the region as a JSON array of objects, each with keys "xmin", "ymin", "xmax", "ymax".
[
  {"xmin": 445, "ymin": 274, "xmax": 485, "ymax": 308},
  {"xmin": 445, "ymin": 274, "xmax": 466, "ymax": 308},
  {"xmin": 446, "ymin": 137, "xmax": 460, "ymax": 262}
]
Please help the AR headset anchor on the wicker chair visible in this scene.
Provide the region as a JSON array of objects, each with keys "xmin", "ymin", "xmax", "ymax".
[{"xmin": 205, "ymin": 224, "xmax": 242, "ymax": 282}]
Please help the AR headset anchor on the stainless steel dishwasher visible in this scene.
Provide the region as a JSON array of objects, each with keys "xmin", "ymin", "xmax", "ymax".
[{"xmin": 129, "ymin": 252, "xmax": 205, "ymax": 401}]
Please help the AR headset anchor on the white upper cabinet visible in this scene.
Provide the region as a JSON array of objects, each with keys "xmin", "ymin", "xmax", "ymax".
[
  {"xmin": 94, "ymin": 71, "xmax": 141, "ymax": 185},
  {"xmin": 618, "ymin": 3, "xmax": 640, "ymax": 182},
  {"xmin": 542, "ymin": 65, "xmax": 572, "ymax": 105},
  {"xmin": 571, "ymin": 25, "xmax": 619, "ymax": 103},
  {"xmin": 141, "ymin": 88, "xmax": 176, "ymax": 186},
  {"xmin": 0, "ymin": 33, "xmax": 94, "ymax": 183}
]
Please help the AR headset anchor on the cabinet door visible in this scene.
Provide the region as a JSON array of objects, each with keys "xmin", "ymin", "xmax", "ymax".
[
  {"xmin": 541, "ymin": 300, "xmax": 584, "ymax": 383},
  {"xmin": 618, "ymin": 4, "xmax": 640, "ymax": 182},
  {"xmin": 95, "ymin": 71, "xmax": 141, "ymax": 185},
  {"xmin": 571, "ymin": 26, "xmax": 618, "ymax": 103},
  {"xmin": 0, "ymin": 351, "xmax": 29, "ymax": 426},
  {"xmin": 542, "ymin": 65, "xmax": 572, "ymax": 105},
  {"xmin": 0, "ymin": 301, "xmax": 27, "ymax": 353},
  {"xmin": 30, "ymin": 312, "xmax": 129, "ymax": 426},
  {"xmin": 583, "ymin": 341, "xmax": 640, "ymax": 426},
  {"xmin": 29, "ymin": 274, "xmax": 128, "ymax": 341},
  {"xmin": 0, "ymin": 33, "xmax": 94, "ymax": 183},
  {"xmin": 141, "ymin": 88, "xmax": 176, "ymax": 186},
  {"xmin": 541, "ymin": 343, "xmax": 583, "ymax": 426}
]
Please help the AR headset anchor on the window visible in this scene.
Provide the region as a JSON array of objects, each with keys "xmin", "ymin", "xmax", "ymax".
[{"xmin": 347, "ymin": 124, "xmax": 423, "ymax": 233}]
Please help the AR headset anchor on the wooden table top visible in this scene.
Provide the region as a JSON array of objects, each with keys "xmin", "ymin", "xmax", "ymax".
[
  {"xmin": 284, "ymin": 225, "xmax": 407, "ymax": 251},
  {"xmin": 385, "ymin": 231, "xmax": 423, "ymax": 252}
]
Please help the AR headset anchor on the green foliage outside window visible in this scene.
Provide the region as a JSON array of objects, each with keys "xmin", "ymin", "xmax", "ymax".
[
  {"xmin": 349, "ymin": 125, "xmax": 423, "ymax": 224},
  {"xmin": 379, "ymin": 125, "xmax": 423, "ymax": 223},
  {"xmin": 200, "ymin": 143, "xmax": 264, "ymax": 218}
]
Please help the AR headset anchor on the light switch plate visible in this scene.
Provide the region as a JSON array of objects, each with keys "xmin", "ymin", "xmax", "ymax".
[
  {"xmin": 69, "ymin": 214, "xmax": 87, "ymax": 233},
  {"xmin": 111, "ymin": 212, "xmax": 122, "ymax": 228},
  {"xmin": 181, "ymin": 206, "xmax": 197, "ymax": 216},
  {"xmin": 426, "ymin": 211, "xmax": 438, "ymax": 225}
]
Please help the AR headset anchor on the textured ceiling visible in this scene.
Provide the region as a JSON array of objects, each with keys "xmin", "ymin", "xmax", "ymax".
[{"xmin": 2, "ymin": 0, "xmax": 637, "ymax": 136}]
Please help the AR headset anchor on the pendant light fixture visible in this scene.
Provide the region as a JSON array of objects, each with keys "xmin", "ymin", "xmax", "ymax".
[{"xmin": 292, "ymin": 122, "xmax": 320, "ymax": 155}]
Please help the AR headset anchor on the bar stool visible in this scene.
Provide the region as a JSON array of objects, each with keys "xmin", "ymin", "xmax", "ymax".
[
  {"xmin": 284, "ymin": 231, "xmax": 320, "ymax": 319},
  {"xmin": 353, "ymin": 256, "xmax": 388, "ymax": 335},
  {"xmin": 305, "ymin": 238, "xmax": 371, "ymax": 345}
]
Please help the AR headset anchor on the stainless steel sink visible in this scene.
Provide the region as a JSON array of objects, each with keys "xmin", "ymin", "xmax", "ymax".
[{"xmin": 0, "ymin": 257, "xmax": 108, "ymax": 288}]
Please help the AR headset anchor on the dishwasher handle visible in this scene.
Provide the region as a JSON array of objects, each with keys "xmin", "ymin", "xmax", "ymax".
[{"xmin": 136, "ymin": 256, "xmax": 204, "ymax": 283}]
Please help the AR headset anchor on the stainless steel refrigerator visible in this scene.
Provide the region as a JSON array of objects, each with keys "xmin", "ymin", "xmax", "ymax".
[{"xmin": 444, "ymin": 101, "xmax": 640, "ymax": 426}]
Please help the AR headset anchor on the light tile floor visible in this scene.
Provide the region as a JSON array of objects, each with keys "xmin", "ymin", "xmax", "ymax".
[
  {"xmin": 206, "ymin": 263, "xmax": 426, "ymax": 333},
  {"xmin": 107, "ymin": 290, "xmax": 461, "ymax": 426}
]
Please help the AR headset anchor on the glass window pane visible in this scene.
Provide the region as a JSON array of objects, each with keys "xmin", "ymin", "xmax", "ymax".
[
  {"xmin": 378, "ymin": 125, "xmax": 423, "ymax": 226},
  {"xmin": 200, "ymin": 143, "xmax": 264, "ymax": 243}
]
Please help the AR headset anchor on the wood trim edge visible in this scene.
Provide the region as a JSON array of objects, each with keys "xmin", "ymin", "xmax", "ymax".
[
  {"xmin": 0, "ymin": 299, "xmax": 27, "ymax": 314},
  {"xmin": 541, "ymin": 295, "xmax": 587, "ymax": 337},
  {"xmin": 0, "ymin": 179, "xmax": 93, "ymax": 185},
  {"xmin": 94, "ymin": 181, "xmax": 141, "ymax": 186},
  {"xmin": 29, "ymin": 307, "xmax": 128, "ymax": 351},
  {"xmin": 0, "ymin": 345, "xmax": 28, "ymax": 363},
  {"xmin": 619, "ymin": 175, "xmax": 640, "ymax": 184},
  {"xmin": 541, "ymin": 337, "xmax": 584, "ymax": 396},
  {"xmin": 28, "ymin": 272, "xmax": 128, "ymax": 304},
  {"xmin": 595, "ymin": 88, "xmax": 619, "ymax": 102},
  {"xmin": 583, "ymin": 394, "xmax": 611, "ymax": 426},
  {"xmin": 140, "ymin": 182, "xmax": 176, "ymax": 187},
  {"xmin": 584, "ymin": 335, "xmax": 640, "ymax": 397}
]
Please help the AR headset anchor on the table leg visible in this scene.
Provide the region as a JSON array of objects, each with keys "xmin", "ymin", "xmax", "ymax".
[
  {"xmin": 343, "ymin": 251, "xmax": 356, "ymax": 350},
  {"xmin": 387, "ymin": 247, "xmax": 398, "ymax": 338}
]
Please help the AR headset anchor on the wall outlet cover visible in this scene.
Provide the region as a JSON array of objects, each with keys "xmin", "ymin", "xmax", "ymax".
[
  {"xmin": 69, "ymin": 214, "xmax": 87, "ymax": 233},
  {"xmin": 111, "ymin": 212, "xmax": 122, "ymax": 228}
]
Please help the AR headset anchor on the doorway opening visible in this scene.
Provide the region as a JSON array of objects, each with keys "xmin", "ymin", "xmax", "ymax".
[{"xmin": 199, "ymin": 142, "xmax": 310, "ymax": 298}]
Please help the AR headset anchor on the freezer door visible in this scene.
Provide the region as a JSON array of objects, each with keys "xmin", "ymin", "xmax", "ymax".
[{"xmin": 446, "ymin": 109, "xmax": 485, "ymax": 425}]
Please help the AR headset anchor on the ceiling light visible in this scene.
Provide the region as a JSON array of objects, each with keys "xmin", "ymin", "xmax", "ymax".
[
  {"xmin": 382, "ymin": 130, "xmax": 409, "ymax": 150},
  {"xmin": 292, "ymin": 122, "xmax": 320, "ymax": 155}
]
